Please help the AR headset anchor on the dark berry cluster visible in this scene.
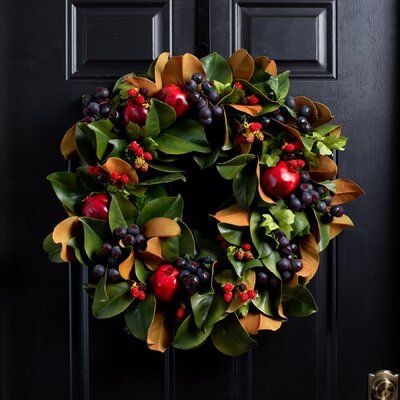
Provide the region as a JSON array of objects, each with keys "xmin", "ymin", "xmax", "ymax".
[
  {"xmin": 175, "ymin": 256, "xmax": 212, "ymax": 295},
  {"xmin": 114, "ymin": 224, "xmax": 146, "ymax": 249},
  {"xmin": 222, "ymin": 282, "xmax": 256, "ymax": 303},
  {"xmin": 275, "ymin": 229, "xmax": 303, "ymax": 282},
  {"xmin": 81, "ymin": 86, "xmax": 114, "ymax": 124},
  {"xmin": 184, "ymin": 73, "xmax": 223, "ymax": 126},
  {"xmin": 124, "ymin": 141, "xmax": 153, "ymax": 173}
]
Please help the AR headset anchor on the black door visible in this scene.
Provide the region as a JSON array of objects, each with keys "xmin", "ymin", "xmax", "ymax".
[{"xmin": 1, "ymin": 0, "xmax": 398, "ymax": 399}]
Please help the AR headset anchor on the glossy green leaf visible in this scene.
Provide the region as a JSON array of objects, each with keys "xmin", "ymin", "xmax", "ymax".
[
  {"xmin": 144, "ymin": 98, "xmax": 176, "ymax": 137},
  {"xmin": 136, "ymin": 195, "xmax": 183, "ymax": 226},
  {"xmin": 173, "ymin": 315, "xmax": 212, "ymax": 350},
  {"xmin": 217, "ymin": 154, "xmax": 256, "ymax": 180},
  {"xmin": 109, "ymin": 194, "xmax": 139, "ymax": 232},
  {"xmin": 201, "ymin": 52, "xmax": 233, "ymax": 84},
  {"xmin": 282, "ymin": 285, "xmax": 318, "ymax": 317},
  {"xmin": 210, "ymin": 313, "xmax": 256, "ymax": 356},
  {"xmin": 156, "ymin": 119, "xmax": 210, "ymax": 155},
  {"xmin": 124, "ymin": 293, "xmax": 156, "ymax": 340}
]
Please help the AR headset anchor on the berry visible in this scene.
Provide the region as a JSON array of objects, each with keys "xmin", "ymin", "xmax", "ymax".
[
  {"xmin": 87, "ymin": 102, "xmax": 101, "ymax": 116},
  {"xmin": 281, "ymin": 270, "xmax": 293, "ymax": 282},
  {"xmin": 108, "ymin": 268, "xmax": 120, "ymax": 282},
  {"xmin": 114, "ymin": 227, "xmax": 127, "ymax": 240},
  {"xmin": 247, "ymin": 289, "xmax": 257, "ymax": 300},
  {"xmin": 277, "ymin": 258, "xmax": 291, "ymax": 272},
  {"xmin": 257, "ymin": 271, "xmax": 269, "ymax": 286},
  {"xmin": 111, "ymin": 246, "xmax": 122, "ymax": 259},
  {"xmin": 321, "ymin": 212, "xmax": 334, "ymax": 224},
  {"xmin": 279, "ymin": 236, "xmax": 290, "ymax": 248},
  {"xmin": 179, "ymin": 269, "xmax": 190, "ymax": 281},
  {"xmin": 299, "ymin": 105, "xmax": 311, "ymax": 118},
  {"xmin": 274, "ymin": 114, "xmax": 285, "ymax": 123},
  {"xmin": 260, "ymin": 116, "xmax": 271, "ymax": 128},
  {"xmin": 94, "ymin": 87, "xmax": 109, "ymax": 99},
  {"xmin": 127, "ymin": 224, "xmax": 140, "ymax": 235},
  {"xmin": 101, "ymin": 243, "xmax": 112, "ymax": 255},
  {"xmin": 285, "ymin": 96, "xmax": 296, "ymax": 109},
  {"xmin": 223, "ymin": 283, "xmax": 234, "ymax": 292},
  {"xmin": 315, "ymin": 201, "xmax": 327, "ymax": 213},
  {"xmin": 185, "ymin": 79, "xmax": 198, "ymax": 91},
  {"xmin": 224, "ymin": 292, "xmax": 233, "ymax": 303},
  {"xmin": 92, "ymin": 264, "xmax": 105, "ymax": 279},
  {"xmin": 212, "ymin": 105, "xmax": 224, "ymax": 117},
  {"xmin": 291, "ymin": 259, "xmax": 303, "ymax": 272},
  {"xmin": 331, "ymin": 205, "xmax": 345, "ymax": 217},
  {"xmin": 123, "ymin": 234, "xmax": 136, "ymax": 247},
  {"xmin": 99, "ymin": 103, "xmax": 111, "ymax": 117},
  {"xmin": 199, "ymin": 106, "xmax": 212, "ymax": 119},
  {"xmin": 175, "ymin": 257, "xmax": 187, "ymax": 269},
  {"xmin": 192, "ymin": 73, "xmax": 203, "ymax": 83},
  {"xmin": 239, "ymin": 292, "xmax": 249, "ymax": 301}
]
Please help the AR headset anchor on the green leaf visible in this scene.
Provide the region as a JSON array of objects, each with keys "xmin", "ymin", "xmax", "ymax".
[
  {"xmin": 173, "ymin": 315, "xmax": 212, "ymax": 350},
  {"xmin": 269, "ymin": 204, "xmax": 295, "ymax": 237},
  {"xmin": 227, "ymin": 246, "xmax": 245, "ymax": 276},
  {"xmin": 211, "ymin": 313, "xmax": 256, "ymax": 356},
  {"xmin": 137, "ymin": 195, "xmax": 183, "ymax": 226},
  {"xmin": 217, "ymin": 154, "xmax": 256, "ymax": 180},
  {"xmin": 43, "ymin": 233, "xmax": 63, "ymax": 263},
  {"xmin": 282, "ymin": 285, "xmax": 318, "ymax": 317},
  {"xmin": 201, "ymin": 52, "xmax": 233, "ymax": 84},
  {"xmin": 161, "ymin": 236, "xmax": 180, "ymax": 262},
  {"xmin": 138, "ymin": 173, "xmax": 186, "ymax": 186},
  {"xmin": 80, "ymin": 217, "xmax": 109, "ymax": 262},
  {"xmin": 178, "ymin": 219, "xmax": 196, "ymax": 258},
  {"xmin": 217, "ymin": 223, "xmax": 245, "ymax": 246},
  {"xmin": 124, "ymin": 293, "xmax": 156, "ymax": 340},
  {"xmin": 109, "ymin": 194, "xmax": 139, "ymax": 232},
  {"xmin": 144, "ymin": 98, "xmax": 176, "ymax": 137},
  {"xmin": 47, "ymin": 172, "xmax": 86, "ymax": 213},
  {"xmin": 156, "ymin": 119, "xmax": 210, "ymax": 155},
  {"xmin": 250, "ymin": 211, "xmax": 273, "ymax": 258},
  {"xmin": 92, "ymin": 278, "xmax": 132, "ymax": 319},
  {"xmin": 233, "ymin": 161, "xmax": 257, "ymax": 209}
]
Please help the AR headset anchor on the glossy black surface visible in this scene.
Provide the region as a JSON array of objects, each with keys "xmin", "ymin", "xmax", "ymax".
[{"xmin": 1, "ymin": 0, "xmax": 398, "ymax": 399}]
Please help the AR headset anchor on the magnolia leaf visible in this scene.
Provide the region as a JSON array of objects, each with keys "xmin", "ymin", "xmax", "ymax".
[
  {"xmin": 256, "ymin": 163, "xmax": 275, "ymax": 204},
  {"xmin": 162, "ymin": 53, "xmax": 205, "ymax": 86},
  {"xmin": 102, "ymin": 157, "xmax": 139, "ymax": 186},
  {"xmin": 228, "ymin": 49, "xmax": 254, "ymax": 81},
  {"xmin": 226, "ymin": 104, "xmax": 262, "ymax": 116},
  {"xmin": 299, "ymin": 234, "xmax": 320, "ymax": 283},
  {"xmin": 125, "ymin": 76, "xmax": 158, "ymax": 96},
  {"xmin": 211, "ymin": 313, "xmax": 256, "ymax": 356},
  {"xmin": 329, "ymin": 214, "xmax": 354, "ymax": 240},
  {"xmin": 253, "ymin": 56, "xmax": 277, "ymax": 76},
  {"xmin": 313, "ymin": 101, "xmax": 334, "ymax": 127},
  {"xmin": 173, "ymin": 315, "xmax": 212, "ymax": 350},
  {"xmin": 60, "ymin": 124, "xmax": 77, "ymax": 160},
  {"xmin": 212, "ymin": 204, "xmax": 250, "ymax": 227},
  {"xmin": 309, "ymin": 155, "xmax": 338, "ymax": 181},
  {"xmin": 154, "ymin": 52, "xmax": 170, "ymax": 90},
  {"xmin": 138, "ymin": 237, "xmax": 164, "ymax": 271},
  {"xmin": 119, "ymin": 250, "xmax": 135, "ymax": 280},
  {"xmin": 331, "ymin": 179, "xmax": 365, "ymax": 205},
  {"xmin": 125, "ymin": 292, "xmax": 156, "ymax": 341},
  {"xmin": 142, "ymin": 217, "xmax": 181, "ymax": 239},
  {"xmin": 147, "ymin": 309, "xmax": 173, "ymax": 353}
]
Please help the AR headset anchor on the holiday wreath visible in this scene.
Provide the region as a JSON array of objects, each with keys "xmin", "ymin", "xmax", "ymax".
[{"xmin": 44, "ymin": 49, "xmax": 364, "ymax": 356}]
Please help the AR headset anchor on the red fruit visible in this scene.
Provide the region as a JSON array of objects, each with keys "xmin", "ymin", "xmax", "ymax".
[
  {"xmin": 261, "ymin": 160, "xmax": 300, "ymax": 198},
  {"xmin": 150, "ymin": 264, "xmax": 180, "ymax": 302},
  {"xmin": 224, "ymin": 292, "xmax": 233, "ymax": 303},
  {"xmin": 122, "ymin": 102, "xmax": 149, "ymax": 126},
  {"xmin": 82, "ymin": 194, "xmax": 109, "ymax": 220},
  {"xmin": 155, "ymin": 84, "xmax": 189, "ymax": 117}
]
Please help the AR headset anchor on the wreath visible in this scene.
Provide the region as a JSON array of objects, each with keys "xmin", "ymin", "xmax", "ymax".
[{"xmin": 44, "ymin": 49, "xmax": 364, "ymax": 356}]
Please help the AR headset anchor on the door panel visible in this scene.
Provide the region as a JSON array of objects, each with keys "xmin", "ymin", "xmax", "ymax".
[{"xmin": 1, "ymin": 0, "xmax": 398, "ymax": 399}]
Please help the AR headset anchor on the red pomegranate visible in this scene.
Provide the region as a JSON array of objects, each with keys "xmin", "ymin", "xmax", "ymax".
[
  {"xmin": 261, "ymin": 161, "xmax": 300, "ymax": 198},
  {"xmin": 150, "ymin": 264, "xmax": 180, "ymax": 302},
  {"xmin": 82, "ymin": 194, "xmax": 110, "ymax": 220},
  {"xmin": 155, "ymin": 84, "xmax": 189, "ymax": 117}
]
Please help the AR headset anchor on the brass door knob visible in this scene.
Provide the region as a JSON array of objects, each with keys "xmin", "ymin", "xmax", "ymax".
[{"xmin": 369, "ymin": 370, "xmax": 399, "ymax": 400}]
